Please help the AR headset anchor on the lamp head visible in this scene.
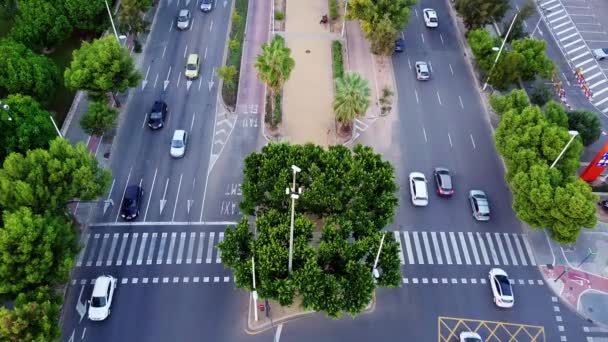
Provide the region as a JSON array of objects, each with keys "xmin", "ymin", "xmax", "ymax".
[{"xmin": 291, "ymin": 165, "xmax": 301, "ymax": 173}]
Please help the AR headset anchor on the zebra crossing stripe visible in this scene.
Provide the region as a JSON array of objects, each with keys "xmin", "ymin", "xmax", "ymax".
[
  {"xmin": 147, "ymin": 233, "xmax": 157, "ymax": 265},
  {"xmin": 116, "ymin": 233, "xmax": 129, "ymax": 266},
  {"xmin": 412, "ymin": 232, "xmax": 425, "ymax": 264},
  {"xmin": 196, "ymin": 232, "xmax": 205, "ymax": 264},
  {"xmin": 157, "ymin": 233, "xmax": 167, "ymax": 265},
  {"xmin": 449, "ymin": 232, "xmax": 462, "ymax": 265},
  {"xmin": 186, "ymin": 232, "xmax": 196, "ymax": 264},
  {"xmin": 76, "ymin": 233, "xmax": 90, "ymax": 267},
  {"xmin": 494, "ymin": 233, "xmax": 509, "ymax": 265},
  {"xmin": 106, "ymin": 233, "xmax": 119, "ymax": 266},
  {"xmin": 206, "ymin": 232, "xmax": 215, "ymax": 263},
  {"xmin": 96, "ymin": 234, "xmax": 110, "ymax": 267},
  {"xmin": 431, "ymin": 232, "xmax": 443, "ymax": 264},
  {"xmin": 513, "ymin": 233, "xmax": 528, "ymax": 266},
  {"xmin": 458, "ymin": 232, "xmax": 471, "ymax": 265},
  {"xmin": 136, "ymin": 233, "xmax": 148, "ymax": 265},
  {"xmin": 403, "ymin": 232, "xmax": 415, "ymax": 265},
  {"xmin": 485, "ymin": 233, "xmax": 500, "ymax": 265},
  {"xmin": 476, "ymin": 233, "xmax": 490, "ymax": 265},
  {"xmin": 421, "ymin": 232, "xmax": 434, "ymax": 265},
  {"xmin": 126, "ymin": 233, "xmax": 139, "ymax": 266},
  {"xmin": 467, "ymin": 232, "xmax": 481, "ymax": 265},
  {"xmin": 503, "ymin": 233, "xmax": 518, "ymax": 266},
  {"xmin": 522, "ymin": 235, "xmax": 537, "ymax": 266},
  {"xmin": 86, "ymin": 234, "xmax": 100, "ymax": 267},
  {"xmin": 166, "ymin": 232, "xmax": 177, "ymax": 264},
  {"xmin": 440, "ymin": 232, "xmax": 452, "ymax": 265},
  {"xmin": 176, "ymin": 232, "xmax": 186, "ymax": 264},
  {"xmin": 216, "ymin": 232, "xmax": 224, "ymax": 263},
  {"xmin": 394, "ymin": 231, "xmax": 405, "ymax": 265}
]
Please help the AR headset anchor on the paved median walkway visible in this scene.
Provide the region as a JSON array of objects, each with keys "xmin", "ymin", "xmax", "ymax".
[{"xmin": 281, "ymin": 0, "xmax": 337, "ymax": 146}]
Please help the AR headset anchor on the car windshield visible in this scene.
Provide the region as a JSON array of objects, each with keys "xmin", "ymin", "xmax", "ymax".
[
  {"xmin": 421, "ymin": 70, "xmax": 429, "ymax": 76},
  {"xmin": 496, "ymin": 275, "xmax": 512, "ymax": 296},
  {"xmin": 463, "ymin": 338, "xmax": 482, "ymax": 342},
  {"xmin": 187, "ymin": 63, "xmax": 197, "ymax": 71},
  {"xmin": 430, "ymin": 17, "xmax": 437, "ymax": 22},
  {"xmin": 91, "ymin": 296, "xmax": 106, "ymax": 308},
  {"xmin": 150, "ymin": 111, "xmax": 163, "ymax": 119},
  {"xmin": 439, "ymin": 173, "xmax": 452, "ymax": 189},
  {"xmin": 172, "ymin": 139, "xmax": 184, "ymax": 148},
  {"xmin": 178, "ymin": 14, "xmax": 188, "ymax": 21},
  {"xmin": 124, "ymin": 198, "xmax": 136, "ymax": 208}
]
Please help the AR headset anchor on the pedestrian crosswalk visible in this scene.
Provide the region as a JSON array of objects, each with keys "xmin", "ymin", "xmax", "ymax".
[
  {"xmin": 76, "ymin": 231, "xmax": 225, "ymax": 268},
  {"xmin": 393, "ymin": 231, "xmax": 536, "ymax": 267}
]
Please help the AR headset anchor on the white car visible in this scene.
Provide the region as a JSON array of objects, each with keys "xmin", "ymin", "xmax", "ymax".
[
  {"xmin": 593, "ymin": 48, "xmax": 608, "ymax": 60},
  {"xmin": 88, "ymin": 275, "xmax": 117, "ymax": 321},
  {"xmin": 170, "ymin": 129, "xmax": 188, "ymax": 158},
  {"xmin": 415, "ymin": 61, "xmax": 430, "ymax": 80},
  {"xmin": 460, "ymin": 332, "xmax": 483, "ymax": 342},
  {"xmin": 423, "ymin": 8, "xmax": 438, "ymax": 28},
  {"xmin": 409, "ymin": 172, "xmax": 428, "ymax": 206},
  {"xmin": 489, "ymin": 268, "xmax": 514, "ymax": 308}
]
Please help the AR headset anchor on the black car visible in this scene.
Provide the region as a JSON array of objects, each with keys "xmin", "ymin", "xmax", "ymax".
[
  {"xmin": 148, "ymin": 101, "xmax": 167, "ymax": 130},
  {"xmin": 433, "ymin": 167, "xmax": 453, "ymax": 196},
  {"xmin": 120, "ymin": 185, "xmax": 143, "ymax": 220},
  {"xmin": 395, "ymin": 38, "xmax": 405, "ymax": 53}
]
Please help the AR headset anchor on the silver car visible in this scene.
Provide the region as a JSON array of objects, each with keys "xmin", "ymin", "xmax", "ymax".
[
  {"xmin": 200, "ymin": 0, "xmax": 213, "ymax": 12},
  {"xmin": 469, "ymin": 190, "xmax": 490, "ymax": 221},
  {"xmin": 176, "ymin": 9, "xmax": 191, "ymax": 30},
  {"xmin": 415, "ymin": 61, "xmax": 430, "ymax": 80},
  {"xmin": 170, "ymin": 129, "xmax": 188, "ymax": 158},
  {"xmin": 593, "ymin": 48, "xmax": 608, "ymax": 60}
]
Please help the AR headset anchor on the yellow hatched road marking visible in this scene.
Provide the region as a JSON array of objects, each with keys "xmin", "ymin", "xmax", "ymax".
[{"xmin": 438, "ymin": 316, "xmax": 545, "ymax": 342}]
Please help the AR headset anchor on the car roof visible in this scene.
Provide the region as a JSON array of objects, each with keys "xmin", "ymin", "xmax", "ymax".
[
  {"xmin": 416, "ymin": 62, "xmax": 429, "ymax": 71},
  {"xmin": 173, "ymin": 129, "xmax": 186, "ymax": 140},
  {"xmin": 424, "ymin": 8, "xmax": 437, "ymax": 16},
  {"xmin": 470, "ymin": 189, "xmax": 486, "ymax": 198},
  {"xmin": 187, "ymin": 54, "xmax": 199, "ymax": 63},
  {"xmin": 202, "ymin": 0, "xmax": 212, "ymax": 3},
  {"xmin": 125, "ymin": 185, "xmax": 140, "ymax": 198},
  {"xmin": 179, "ymin": 9, "xmax": 190, "ymax": 16},
  {"xmin": 151, "ymin": 101, "xmax": 165, "ymax": 111},
  {"xmin": 92, "ymin": 276, "xmax": 111, "ymax": 296}
]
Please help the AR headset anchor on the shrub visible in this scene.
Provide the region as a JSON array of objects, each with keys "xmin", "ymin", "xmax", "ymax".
[
  {"xmin": 529, "ymin": 82, "xmax": 552, "ymax": 107},
  {"xmin": 331, "ymin": 41, "xmax": 344, "ymax": 79},
  {"xmin": 133, "ymin": 39, "xmax": 142, "ymax": 53},
  {"xmin": 221, "ymin": 0, "xmax": 249, "ymax": 108},
  {"xmin": 265, "ymin": 93, "xmax": 282, "ymax": 128},
  {"xmin": 274, "ymin": 11, "xmax": 284, "ymax": 21},
  {"xmin": 329, "ymin": 0, "xmax": 338, "ymax": 20}
]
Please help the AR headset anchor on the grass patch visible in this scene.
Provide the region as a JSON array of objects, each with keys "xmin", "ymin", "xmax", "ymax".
[
  {"xmin": 329, "ymin": 0, "xmax": 338, "ymax": 20},
  {"xmin": 331, "ymin": 40, "xmax": 344, "ymax": 79},
  {"xmin": 265, "ymin": 92, "xmax": 282, "ymax": 128},
  {"xmin": 221, "ymin": 0, "xmax": 249, "ymax": 108},
  {"xmin": 46, "ymin": 34, "xmax": 82, "ymax": 126},
  {"xmin": 274, "ymin": 11, "xmax": 284, "ymax": 21}
]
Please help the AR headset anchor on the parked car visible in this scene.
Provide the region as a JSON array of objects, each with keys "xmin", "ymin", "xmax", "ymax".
[
  {"xmin": 395, "ymin": 38, "xmax": 405, "ymax": 53},
  {"xmin": 460, "ymin": 331, "xmax": 483, "ymax": 342},
  {"xmin": 185, "ymin": 53, "xmax": 200, "ymax": 79},
  {"xmin": 88, "ymin": 275, "xmax": 117, "ymax": 321},
  {"xmin": 170, "ymin": 129, "xmax": 188, "ymax": 158},
  {"xmin": 200, "ymin": 0, "xmax": 213, "ymax": 12},
  {"xmin": 176, "ymin": 9, "xmax": 191, "ymax": 30},
  {"xmin": 489, "ymin": 268, "xmax": 514, "ymax": 308},
  {"xmin": 409, "ymin": 172, "xmax": 429, "ymax": 206},
  {"xmin": 434, "ymin": 167, "xmax": 454, "ymax": 196},
  {"xmin": 120, "ymin": 185, "xmax": 143, "ymax": 220},
  {"xmin": 423, "ymin": 8, "xmax": 438, "ymax": 28},
  {"xmin": 415, "ymin": 61, "xmax": 430, "ymax": 80},
  {"xmin": 147, "ymin": 100, "xmax": 167, "ymax": 130},
  {"xmin": 469, "ymin": 190, "xmax": 490, "ymax": 221},
  {"xmin": 593, "ymin": 48, "xmax": 608, "ymax": 60}
]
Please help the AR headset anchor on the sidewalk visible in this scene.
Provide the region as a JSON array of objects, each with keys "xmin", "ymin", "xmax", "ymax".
[{"xmin": 281, "ymin": 0, "xmax": 336, "ymax": 146}]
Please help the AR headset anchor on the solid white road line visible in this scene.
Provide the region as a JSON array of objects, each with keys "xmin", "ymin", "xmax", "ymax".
[
  {"xmin": 522, "ymin": 235, "xmax": 537, "ymax": 266},
  {"xmin": 449, "ymin": 64, "xmax": 454, "ymax": 76},
  {"xmin": 216, "ymin": 232, "xmax": 224, "ymax": 263},
  {"xmin": 176, "ymin": 232, "xmax": 186, "ymax": 264},
  {"xmin": 172, "ymin": 174, "xmax": 183, "ymax": 221},
  {"xmin": 437, "ymin": 91, "xmax": 442, "ymax": 105},
  {"xmin": 115, "ymin": 168, "xmax": 132, "ymax": 222},
  {"xmin": 143, "ymin": 168, "xmax": 158, "ymax": 221},
  {"xmin": 431, "ymin": 232, "xmax": 443, "ymax": 264},
  {"xmin": 76, "ymin": 233, "xmax": 90, "ymax": 267},
  {"xmin": 157, "ymin": 233, "xmax": 167, "ymax": 265},
  {"xmin": 459, "ymin": 96, "xmax": 464, "ymax": 109},
  {"xmin": 494, "ymin": 233, "xmax": 509, "ymax": 265},
  {"xmin": 421, "ymin": 232, "xmax": 434, "ymax": 265},
  {"xmin": 403, "ymin": 232, "xmax": 415, "ymax": 265},
  {"xmin": 196, "ymin": 232, "xmax": 205, "ymax": 264},
  {"xmin": 513, "ymin": 233, "xmax": 528, "ymax": 266},
  {"xmin": 106, "ymin": 233, "xmax": 119, "ymax": 266},
  {"xmin": 275, "ymin": 324, "xmax": 283, "ymax": 342},
  {"xmin": 394, "ymin": 231, "xmax": 405, "ymax": 264},
  {"xmin": 560, "ymin": 32, "xmax": 579, "ymax": 42},
  {"xmin": 96, "ymin": 234, "xmax": 109, "ymax": 266},
  {"xmin": 206, "ymin": 232, "xmax": 215, "ymax": 263},
  {"xmin": 414, "ymin": 89, "xmax": 419, "ymax": 103},
  {"xmin": 440, "ymin": 232, "xmax": 453, "ymax": 265},
  {"xmin": 470, "ymin": 134, "xmax": 476, "ymax": 149},
  {"xmin": 86, "ymin": 234, "xmax": 99, "ymax": 267},
  {"xmin": 476, "ymin": 233, "xmax": 490, "ymax": 265},
  {"xmin": 503, "ymin": 233, "xmax": 519, "ymax": 266},
  {"xmin": 126, "ymin": 233, "xmax": 139, "ymax": 266},
  {"xmin": 413, "ymin": 232, "xmax": 424, "ymax": 264},
  {"xmin": 136, "ymin": 233, "xmax": 148, "ymax": 265},
  {"xmin": 147, "ymin": 233, "xmax": 157, "ymax": 265},
  {"xmin": 449, "ymin": 232, "xmax": 462, "ymax": 265},
  {"xmin": 448, "ymin": 133, "xmax": 453, "ymax": 148},
  {"xmin": 485, "ymin": 232, "xmax": 500, "ymax": 265},
  {"xmin": 467, "ymin": 232, "xmax": 481, "ymax": 265},
  {"xmin": 186, "ymin": 232, "xmax": 196, "ymax": 264},
  {"xmin": 116, "ymin": 233, "xmax": 129, "ymax": 266},
  {"xmin": 458, "ymin": 232, "xmax": 472, "ymax": 265},
  {"xmin": 166, "ymin": 232, "xmax": 177, "ymax": 264},
  {"xmin": 423, "ymin": 126, "xmax": 428, "ymax": 142}
]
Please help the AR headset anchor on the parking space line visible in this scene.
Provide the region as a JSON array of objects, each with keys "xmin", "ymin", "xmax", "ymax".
[
  {"xmin": 467, "ymin": 232, "xmax": 481, "ymax": 265},
  {"xmin": 458, "ymin": 232, "xmax": 471, "ymax": 265},
  {"xmin": 116, "ymin": 233, "xmax": 129, "ymax": 266},
  {"xmin": 563, "ymin": 38, "xmax": 582, "ymax": 48},
  {"xmin": 590, "ymin": 79, "xmax": 608, "ymax": 89},
  {"xmin": 166, "ymin": 232, "xmax": 177, "ymax": 264},
  {"xmin": 196, "ymin": 232, "xmax": 205, "ymax": 264},
  {"xmin": 421, "ymin": 232, "xmax": 434, "ymax": 265},
  {"xmin": 412, "ymin": 232, "xmax": 424, "ymax": 264},
  {"xmin": 176, "ymin": 232, "xmax": 186, "ymax": 264},
  {"xmin": 206, "ymin": 232, "xmax": 215, "ymax": 263},
  {"xmin": 431, "ymin": 232, "xmax": 443, "ymax": 265},
  {"xmin": 96, "ymin": 234, "xmax": 109, "ymax": 267},
  {"xmin": 440, "ymin": 232, "xmax": 453, "ymax": 265},
  {"xmin": 126, "ymin": 233, "xmax": 139, "ymax": 266},
  {"xmin": 403, "ymin": 232, "xmax": 415, "ymax": 264},
  {"xmin": 147, "ymin": 233, "xmax": 157, "ymax": 265},
  {"xmin": 106, "ymin": 233, "xmax": 119, "ymax": 266},
  {"xmin": 394, "ymin": 231, "xmax": 405, "ymax": 265}
]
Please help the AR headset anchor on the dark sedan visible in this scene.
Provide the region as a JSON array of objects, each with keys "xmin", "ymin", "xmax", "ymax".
[
  {"xmin": 148, "ymin": 100, "xmax": 167, "ymax": 130},
  {"xmin": 120, "ymin": 185, "xmax": 143, "ymax": 220}
]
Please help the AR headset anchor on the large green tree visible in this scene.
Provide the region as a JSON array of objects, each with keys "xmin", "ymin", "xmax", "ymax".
[
  {"xmin": 0, "ymin": 208, "xmax": 77, "ymax": 295},
  {"xmin": 333, "ymin": 73, "xmax": 371, "ymax": 128},
  {"xmin": 254, "ymin": 35, "xmax": 295, "ymax": 113},
  {"xmin": 490, "ymin": 89, "xmax": 529, "ymax": 116},
  {"xmin": 503, "ymin": 0, "xmax": 534, "ymax": 42},
  {"xmin": 64, "ymin": 35, "xmax": 142, "ymax": 100},
  {"xmin": 64, "ymin": 0, "xmax": 107, "ymax": 32},
  {"xmin": 9, "ymin": 0, "xmax": 72, "ymax": 51},
  {"xmin": 0, "ymin": 286, "xmax": 62, "ymax": 342},
  {"xmin": 0, "ymin": 94, "xmax": 58, "ymax": 162},
  {"xmin": 80, "ymin": 100, "xmax": 119, "ymax": 136},
  {"xmin": 367, "ymin": 15, "xmax": 398, "ymax": 56},
  {"xmin": 568, "ymin": 109, "xmax": 601, "ymax": 147},
  {"xmin": 118, "ymin": 0, "xmax": 153, "ymax": 36},
  {"xmin": 543, "ymin": 100, "xmax": 569, "ymax": 128},
  {"xmin": 348, "ymin": 0, "xmax": 416, "ymax": 34},
  {"xmin": 0, "ymin": 137, "xmax": 111, "ymax": 214},
  {"xmin": 467, "ymin": 28, "xmax": 501, "ymax": 72},
  {"xmin": 455, "ymin": 0, "xmax": 510, "ymax": 30},
  {"xmin": 0, "ymin": 39, "xmax": 60, "ymax": 102},
  {"xmin": 512, "ymin": 38, "xmax": 554, "ymax": 81}
]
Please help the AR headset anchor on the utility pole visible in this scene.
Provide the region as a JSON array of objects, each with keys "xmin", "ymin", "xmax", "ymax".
[
  {"xmin": 286, "ymin": 165, "xmax": 302, "ymax": 274},
  {"xmin": 482, "ymin": 12, "xmax": 519, "ymax": 91},
  {"xmin": 252, "ymin": 257, "xmax": 258, "ymax": 321},
  {"xmin": 372, "ymin": 232, "xmax": 386, "ymax": 279}
]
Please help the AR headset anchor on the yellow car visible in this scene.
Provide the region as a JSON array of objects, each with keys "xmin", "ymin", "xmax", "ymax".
[{"xmin": 185, "ymin": 53, "xmax": 200, "ymax": 79}]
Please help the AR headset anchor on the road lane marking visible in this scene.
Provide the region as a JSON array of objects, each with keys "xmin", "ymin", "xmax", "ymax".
[
  {"xmin": 157, "ymin": 233, "xmax": 167, "ymax": 265},
  {"xmin": 459, "ymin": 96, "xmax": 464, "ymax": 109},
  {"xmin": 458, "ymin": 232, "xmax": 472, "ymax": 265},
  {"xmin": 503, "ymin": 233, "xmax": 518, "ymax": 266},
  {"xmin": 136, "ymin": 233, "xmax": 148, "ymax": 265},
  {"xmin": 210, "ymin": 20, "xmax": 213, "ymax": 32},
  {"xmin": 166, "ymin": 232, "xmax": 177, "ymax": 264},
  {"xmin": 436, "ymin": 91, "xmax": 442, "ymax": 105},
  {"xmin": 467, "ymin": 232, "xmax": 481, "ymax": 265},
  {"xmin": 126, "ymin": 233, "xmax": 139, "ymax": 266},
  {"xmin": 143, "ymin": 168, "xmax": 158, "ymax": 221},
  {"xmin": 190, "ymin": 111, "xmax": 196, "ymax": 132},
  {"xmin": 172, "ymin": 173, "xmax": 183, "ymax": 221},
  {"xmin": 440, "ymin": 33, "xmax": 444, "ymax": 46},
  {"xmin": 403, "ymin": 232, "xmax": 414, "ymax": 264},
  {"xmin": 176, "ymin": 232, "xmax": 186, "ymax": 264},
  {"xmin": 216, "ymin": 232, "xmax": 224, "ymax": 263},
  {"xmin": 470, "ymin": 134, "xmax": 476, "ymax": 149},
  {"xmin": 196, "ymin": 232, "xmax": 205, "ymax": 264},
  {"xmin": 513, "ymin": 234, "xmax": 528, "ymax": 266},
  {"xmin": 115, "ymin": 233, "xmax": 128, "ymax": 266},
  {"xmin": 106, "ymin": 233, "xmax": 119, "ymax": 266},
  {"xmin": 522, "ymin": 235, "xmax": 537, "ymax": 266},
  {"xmin": 449, "ymin": 232, "xmax": 462, "ymax": 265},
  {"xmin": 408, "ymin": 57, "xmax": 412, "ymax": 70},
  {"xmin": 421, "ymin": 33, "xmax": 425, "ymax": 44},
  {"xmin": 86, "ymin": 234, "xmax": 99, "ymax": 267},
  {"xmin": 186, "ymin": 232, "xmax": 196, "ymax": 264},
  {"xmin": 412, "ymin": 232, "xmax": 424, "ymax": 264},
  {"xmin": 485, "ymin": 232, "xmax": 500, "ymax": 265},
  {"xmin": 76, "ymin": 233, "xmax": 90, "ymax": 267},
  {"xmin": 440, "ymin": 232, "xmax": 452, "ymax": 265},
  {"xmin": 448, "ymin": 133, "xmax": 453, "ymax": 148},
  {"xmin": 421, "ymin": 232, "xmax": 434, "ymax": 264},
  {"xmin": 162, "ymin": 46, "xmax": 167, "ymax": 59},
  {"xmin": 206, "ymin": 232, "xmax": 215, "ymax": 263},
  {"xmin": 494, "ymin": 233, "xmax": 509, "ymax": 265},
  {"xmin": 449, "ymin": 64, "xmax": 454, "ymax": 76},
  {"xmin": 275, "ymin": 324, "xmax": 283, "ymax": 341},
  {"xmin": 476, "ymin": 233, "xmax": 490, "ymax": 265},
  {"xmin": 394, "ymin": 231, "xmax": 405, "ymax": 264},
  {"xmin": 96, "ymin": 234, "xmax": 110, "ymax": 266},
  {"xmin": 147, "ymin": 233, "xmax": 157, "ymax": 265},
  {"xmin": 431, "ymin": 232, "xmax": 443, "ymax": 264},
  {"xmin": 423, "ymin": 126, "xmax": 427, "ymax": 142},
  {"xmin": 414, "ymin": 89, "xmax": 419, "ymax": 103}
]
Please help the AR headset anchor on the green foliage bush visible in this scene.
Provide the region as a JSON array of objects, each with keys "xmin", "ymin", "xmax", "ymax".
[
  {"xmin": 329, "ymin": 0, "xmax": 338, "ymax": 20},
  {"xmin": 221, "ymin": 0, "xmax": 249, "ymax": 108},
  {"xmin": 529, "ymin": 82, "xmax": 552, "ymax": 107},
  {"xmin": 265, "ymin": 93, "xmax": 282, "ymax": 128},
  {"xmin": 274, "ymin": 10, "xmax": 285, "ymax": 21},
  {"xmin": 568, "ymin": 109, "xmax": 602, "ymax": 147},
  {"xmin": 331, "ymin": 41, "xmax": 344, "ymax": 79}
]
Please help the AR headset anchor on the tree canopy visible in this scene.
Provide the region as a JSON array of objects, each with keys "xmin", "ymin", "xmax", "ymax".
[
  {"xmin": 64, "ymin": 35, "xmax": 142, "ymax": 98},
  {"xmin": 0, "ymin": 39, "xmax": 60, "ymax": 102},
  {"xmin": 567, "ymin": 109, "xmax": 601, "ymax": 147},
  {"xmin": 80, "ymin": 100, "xmax": 119, "ymax": 136},
  {"xmin": 9, "ymin": 0, "xmax": 72, "ymax": 51},
  {"xmin": 456, "ymin": 0, "xmax": 510, "ymax": 30},
  {"xmin": 64, "ymin": 0, "xmax": 108, "ymax": 32},
  {"xmin": 220, "ymin": 143, "xmax": 400, "ymax": 318},
  {"xmin": 0, "ymin": 137, "xmax": 111, "ymax": 214},
  {"xmin": 0, "ymin": 94, "xmax": 58, "ymax": 162},
  {"xmin": 254, "ymin": 35, "xmax": 295, "ymax": 94},
  {"xmin": 348, "ymin": 0, "xmax": 416, "ymax": 34},
  {"xmin": 333, "ymin": 73, "xmax": 371, "ymax": 124}
]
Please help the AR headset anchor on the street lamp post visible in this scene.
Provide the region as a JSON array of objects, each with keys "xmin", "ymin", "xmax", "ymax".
[
  {"xmin": 482, "ymin": 12, "xmax": 519, "ymax": 91},
  {"xmin": 341, "ymin": 0, "xmax": 349, "ymax": 38},
  {"xmin": 251, "ymin": 257, "xmax": 258, "ymax": 322},
  {"xmin": 550, "ymin": 130, "xmax": 579, "ymax": 169},
  {"xmin": 554, "ymin": 248, "xmax": 597, "ymax": 282},
  {"xmin": 286, "ymin": 165, "xmax": 302, "ymax": 274},
  {"xmin": 0, "ymin": 100, "xmax": 62, "ymax": 138},
  {"xmin": 372, "ymin": 232, "xmax": 386, "ymax": 279}
]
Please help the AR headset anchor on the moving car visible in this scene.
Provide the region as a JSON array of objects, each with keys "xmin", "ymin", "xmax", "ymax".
[
  {"xmin": 120, "ymin": 185, "xmax": 143, "ymax": 220},
  {"xmin": 415, "ymin": 61, "xmax": 430, "ymax": 80},
  {"xmin": 409, "ymin": 172, "xmax": 429, "ymax": 206},
  {"xmin": 170, "ymin": 129, "xmax": 188, "ymax": 158},
  {"xmin": 593, "ymin": 48, "xmax": 608, "ymax": 60},
  {"xmin": 469, "ymin": 190, "xmax": 490, "ymax": 221},
  {"xmin": 147, "ymin": 100, "xmax": 167, "ymax": 130},
  {"xmin": 395, "ymin": 38, "xmax": 405, "ymax": 53},
  {"xmin": 176, "ymin": 9, "xmax": 191, "ymax": 30},
  {"xmin": 489, "ymin": 268, "xmax": 514, "ymax": 308},
  {"xmin": 434, "ymin": 167, "xmax": 454, "ymax": 196},
  {"xmin": 460, "ymin": 332, "xmax": 483, "ymax": 342},
  {"xmin": 423, "ymin": 8, "xmax": 438, "ymax": 28},
  {"xmin": 88, "ymin": 275, "xmax": 117, "ymax": 321},
  {"xmin": 185, "ymin": 53, "xmax": 200, "ymax": 79},
  {"xmin": 200, "ymin": 0, "xmax": 213, "ymax": 12}
]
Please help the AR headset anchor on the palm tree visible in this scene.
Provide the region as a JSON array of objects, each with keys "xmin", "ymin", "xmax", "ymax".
[
  {"xmin": 333, "ymin": 73, "xmax": 371, "ymax": 130},
  {"xmin": 254, "ymin": 35, "xmax": 295, "ymax": 113}
]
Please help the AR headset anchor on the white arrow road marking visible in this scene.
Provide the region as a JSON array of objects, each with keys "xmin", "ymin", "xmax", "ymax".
[
  {"xmin": 153, "ymin": 74, "xmax": 159, "ymax": 88},
  {"xmin": 187, "ymin": 80, "xmax": 192, "ymax": 90},
  {"xmin": 142, "ymin": 65, "xmax": 150, "ymax": 90},
  {"xmin": 143, "ymin": 168, "xmax": 157, "ymax": 221},
  {"xmin": 224, "ymin": 0, "xmax": 227, "ymax": 7},
  {"xmin": 76, "ymin": 285, "xmax": 87, "ymax": 322},
  {"xmin": 160, "ymin": 178, "xmax": 169, "ymax": 214},
  {"xmin": 67, "ymin": 330, "xmax": 75, "ymax": 342},
  {"xmin": 164, "ymin": 66, "xmax": 172, "ymax": 91},
  {"xmin": 215, "ymin": 128, "xmax": 226, "ymax": 136},
  {"xmin": 103, "ymin": 179, "xmax": 115, "ymax": 215},
  {"xmin": 187, "ymin": 199, "xmax": 193, "ymax": 214}
]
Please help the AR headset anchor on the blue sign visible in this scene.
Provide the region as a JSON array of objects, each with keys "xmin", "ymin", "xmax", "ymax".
[{"xmin": 597, "ymin": 152, "xmax": 608, "ymax": 167}]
